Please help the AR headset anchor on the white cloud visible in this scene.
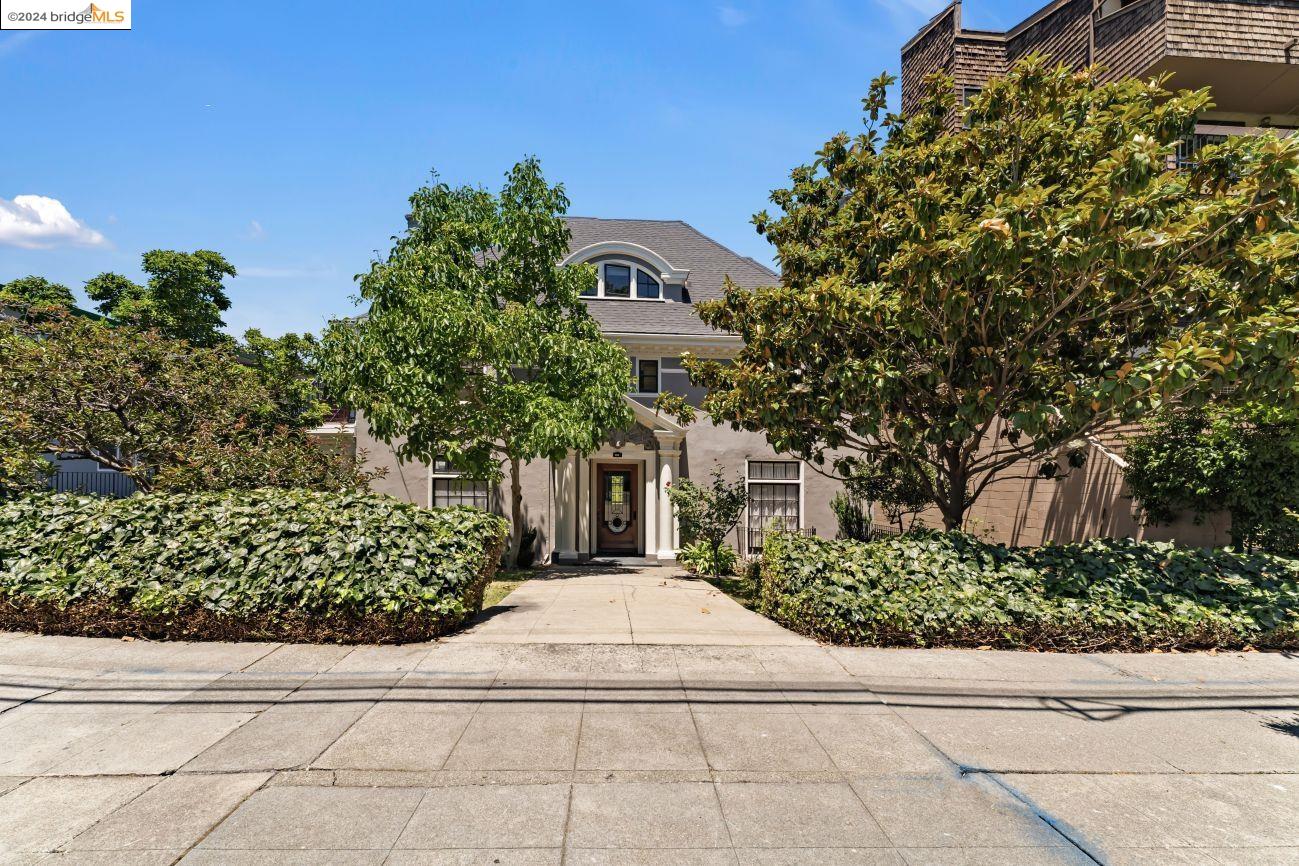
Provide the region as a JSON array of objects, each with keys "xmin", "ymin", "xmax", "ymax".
[
  {"xmin": 717, "ymin": 4, "xmax": 748, "ymax": 27},
  {"xmin": 0, "ymin": 195, "xmax": 108, "ymax": 249},
  {"xmin": 246, "ymin": 219, "xmax": 265, "ymax": 240}
]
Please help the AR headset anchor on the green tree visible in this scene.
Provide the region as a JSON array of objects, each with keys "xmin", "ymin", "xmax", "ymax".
[
  {"xmin": 239, "ymin": 328, "xmax": 331, "ymax": 427},
  {"xmin": 667, "ymin": 465, "xmax": 750, "ymax": 576},
  {"xmin": 1125, "ymin": 404, "xmax": 1299, "ymax": 552},
  {"xmin": 831, "ymin": 454, "xmax": 933, "ymax": 539},
  {"xmin": 666, "ymin": 59, "xmax": 1299, "ymax": 530},
  {"xmin": 319, "ymin": 158, "xmax": 633, "ymax": 565},
  {"xmin": 86, "ymin": 250, "xmax": 234, "ymax": 346},
  {"xmin": 0, "ymin": 422, "xmax": 51, "ymax": 499},
  {"xmin": 0, "ymin": 314, "xmax": 373, "ymax": 493},
  {"xmin": 0, "ymin": 275, "xmax": 76, "ymax": 313}
]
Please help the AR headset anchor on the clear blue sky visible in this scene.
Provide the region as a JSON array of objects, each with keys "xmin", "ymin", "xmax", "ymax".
[{"xmin": 0, "ymin": 0, "xmax": 1041, "ymax": 337}]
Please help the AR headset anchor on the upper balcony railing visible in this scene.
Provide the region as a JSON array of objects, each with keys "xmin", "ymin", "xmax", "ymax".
[{"xmin": 1173, "ymin": 124, "xmax": 1297, "ymax": 170}]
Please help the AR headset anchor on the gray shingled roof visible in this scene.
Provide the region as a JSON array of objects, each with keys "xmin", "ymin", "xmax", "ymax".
[{"xmin": 564, "ymin": 217, "xmax": 777, "ymax": 337}]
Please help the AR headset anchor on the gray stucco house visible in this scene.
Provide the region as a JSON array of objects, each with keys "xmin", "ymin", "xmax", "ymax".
[{"xmin": 353, "ymin": 218, "xmax": 844, "ymax": 563}]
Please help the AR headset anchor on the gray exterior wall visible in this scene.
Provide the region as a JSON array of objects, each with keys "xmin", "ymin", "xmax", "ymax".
[
  {"xmin": 680, "ymin": 414, "xmax": 842, "ymax": 554},
  {"xmin": 354, "ymin": 408, "xmax": 846, "ymax": 564},
  {"xmin": 358, "ymin": 416, "xmax": 429, "ymax": 508}
]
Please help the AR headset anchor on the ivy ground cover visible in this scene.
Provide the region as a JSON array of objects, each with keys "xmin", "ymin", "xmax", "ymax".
[
  {"xmin": 760, "ymin": 531, "xmax": 1299, "ymax": 652},
  {"xmin": 0, "ymin": 489, "xmax": 507, "ymax": 643}
]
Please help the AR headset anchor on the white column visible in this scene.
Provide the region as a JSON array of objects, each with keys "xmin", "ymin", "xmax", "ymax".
[
  {"xmin": 654, "ymin": 433, "xmax": 683, "ymax": 561},
  {"xmin": 553, "ymin": 452, "xmax": 577, "ymax": 562},
  {"xmin": 643, "ymin": 456, "xmax": 658, "ymax": 560},
  {"xmin": 576, "ymin": 457, "xmax": 591, "ymax": 559}
]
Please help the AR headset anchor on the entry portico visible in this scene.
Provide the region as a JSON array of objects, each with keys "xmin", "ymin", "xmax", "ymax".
[{"xmin": 553, "ymin": 396, "xmax": 685, "ymax": 562}]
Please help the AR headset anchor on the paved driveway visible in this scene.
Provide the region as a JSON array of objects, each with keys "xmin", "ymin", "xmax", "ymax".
[{"xmin": 0, "ymin": 564, "xmax": 1296, "ymax": 864}]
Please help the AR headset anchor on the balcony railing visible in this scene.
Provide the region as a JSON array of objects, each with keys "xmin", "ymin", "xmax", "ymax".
[
  {"xmin": 1174, "ymin": 125, "xmax": 1296, "ymax": 170},
  {"xmin": 1174, "ymin": 131, "xmax": 1231, "ymax": 170},
  {"xmin": 49, "ymin": 471, "xmax": 138, "ymax": 498}
]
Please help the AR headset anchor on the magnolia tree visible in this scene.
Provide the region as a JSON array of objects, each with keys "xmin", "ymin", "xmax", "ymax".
[
  {"xmin": 319, "ymin": 159, "xmax": 632, "ymax": 565},
  {"xmin": 664, "ymin": 58, "xmax": 1299, "ymax": 530}
]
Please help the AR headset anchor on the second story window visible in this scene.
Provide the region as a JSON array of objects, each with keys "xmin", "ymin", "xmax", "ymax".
[
  {"xmin": 630, "ymin": 357, "xmax": 660, "ymax": 394},
  {"xmin": 582, "ymin": 262, "xmax": 663, "ymax": 300}
]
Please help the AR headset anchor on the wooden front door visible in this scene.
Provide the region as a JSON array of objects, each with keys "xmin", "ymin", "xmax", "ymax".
[{"xmin": 595, "ymin": 464, "xmax": 640, "ymax": 554}]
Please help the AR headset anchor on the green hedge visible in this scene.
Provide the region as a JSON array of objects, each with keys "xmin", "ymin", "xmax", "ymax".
[
  {"xmin": 0, "ymin": 489, "xmax": 508, "ymax": 643},
  {"xmin": 760, "ymin": 531, "xmax": 1299, "ymax": 651}
]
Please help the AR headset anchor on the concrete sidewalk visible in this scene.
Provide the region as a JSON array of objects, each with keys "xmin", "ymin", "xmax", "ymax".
[{"xmin": 0, "ymin": 565, "xmax": 1297, "ymax": 864}]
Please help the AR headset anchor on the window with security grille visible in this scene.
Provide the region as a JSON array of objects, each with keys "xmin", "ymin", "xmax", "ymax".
[{"xmin": 747, "ymin": 461, "xmax": 801, "ymax": 553}]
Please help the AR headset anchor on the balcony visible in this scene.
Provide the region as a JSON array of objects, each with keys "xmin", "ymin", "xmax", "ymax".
[
  {"xmin": 1174, "ymin": 123, "xmax": 1297, "ymax": 169},
  {"xmin": 1094, "ymin": 0, "xmax": 1299, "ymax": 117},
  {"xmin": 903, "ymin": 1, "xmax": 1299, "ymax": 123}
]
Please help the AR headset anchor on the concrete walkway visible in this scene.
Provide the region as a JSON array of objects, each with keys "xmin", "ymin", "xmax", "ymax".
[
  {"xmin": 451, "ymin": 564, "xmax": 808, "ymax": 645},
  {"xmin": 0, "ymin": 564, "xmax": 1296, "ymax": 864}
]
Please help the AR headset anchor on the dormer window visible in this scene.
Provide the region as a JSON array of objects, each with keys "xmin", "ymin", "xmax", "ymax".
[
  {"xmin": 605, "ymin": 264, "xmax": 632, "ymax": 297},
  {"xmin": 636, "ymin": 269, "xmax": 660, "ymax": 299},
  {"xmin": 581, "ymin": 261, "xmax": 662, "ymax": 300}
]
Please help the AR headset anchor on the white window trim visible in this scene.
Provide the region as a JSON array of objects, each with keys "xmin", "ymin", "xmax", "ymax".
[
  {"xmin": 429, "ymin": 462, "xmax": 492, "ymax": 509},
  {"xmin": 584, "ymin": 260, "xmax": 664, "ymax": 301},
  {"xmin": 744, "ymin": 459, "xmax": 805, "ymax": 546},
  {"xmin": 629, "ymin": 356, "xmax": 662, "ymax": 397}
]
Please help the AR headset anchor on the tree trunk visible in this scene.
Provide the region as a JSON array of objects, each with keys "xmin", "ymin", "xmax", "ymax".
[
  {"xmin": 710, "ymin": 539, "xmax": 724, "ymax": 577},
  {"xmin": 938, "ymin": 448, "xmax": 967, "ymax": 532},
  {"xmin": 507, "ymin": 455, "xmax": 524, "ymax": 568}
]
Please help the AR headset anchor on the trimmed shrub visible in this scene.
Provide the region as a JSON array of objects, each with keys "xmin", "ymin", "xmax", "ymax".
[
  {"xmin": 760, "ymin": 531, "xmax": 1299, "ymax": 651},
  {"xmin": 0, "ymin": 489, "xmax": 508, "ymax": 643}
]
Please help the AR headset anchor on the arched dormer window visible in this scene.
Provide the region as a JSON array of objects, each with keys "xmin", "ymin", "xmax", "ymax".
[
  {"xmin": 562, "ymin": 241, "xmax": 690, "ymax": 302},
  {"xmin": 581, "ymin": 261, "xmax": 661, "ymax": 300}
]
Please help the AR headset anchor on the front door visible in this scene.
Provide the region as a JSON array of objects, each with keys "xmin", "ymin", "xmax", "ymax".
[{"xmin": 596, "ymin": 464, "xmax": 640, "ymax": 554}]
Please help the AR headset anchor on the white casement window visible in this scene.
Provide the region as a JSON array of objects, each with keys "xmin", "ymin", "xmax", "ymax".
[
  {"xmin": 430, "ymin": 458, "xmax": 491, "ymax": 510},
  {"xmin": 629, "ymin": 357, "xmax": 661, "ymax": 395},
  {"xmin": 746, "ymin": 460, "xmax": 803, "ymax": 553},
  {"xmin": 580, "ymin": 261, "xmax": 662, "ymax": 300}
]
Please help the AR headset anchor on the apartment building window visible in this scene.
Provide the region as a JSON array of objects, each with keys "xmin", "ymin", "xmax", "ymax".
[
  {"xmin": 1098, "ymin": 0, "xmax": 1142, "ymax": 17},
  {"xmin": 746, "ymin": 460, "xmax": 802, "ymax": 553},
  {"xmin": 630, "ymin": 357, "xmax": 660, "ymax": 394},
  {"xmin": 960, "ymin": 86, "xmax": 982, "ymax": 128},
  {"xmin": 431, "ymin": 458, "xmax": 491, "ymax": 510}
]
